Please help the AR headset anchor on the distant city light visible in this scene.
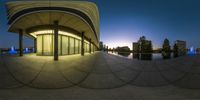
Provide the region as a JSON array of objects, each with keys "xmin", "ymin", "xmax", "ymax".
[
  {"xmin": 9, "ymin": 46, "xmax": 17, "ymax": 54},
  {"xmin": 188, "ymin": 46, "xmax": 196, "ymax": 55},
  {"xmin": 25, "ymin": 48, "xmax": 29, "ymax": 53}
]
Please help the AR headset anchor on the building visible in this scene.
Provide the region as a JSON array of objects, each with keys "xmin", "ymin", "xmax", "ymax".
[
  {"xmin": 175, "ymin": 40, "xmax": 186, "ymax": 55},
  {"xmin": 99, "ymin": 41, "xmax": 104, "ymax": 51},
  {"xmin": 140, "ymin": 40, "xmax": 152, "ymax": 53},
  {"xmin": 196, "ymin": 48, "xmax": 200, "ymax": 53},
  {"xmin": 132, "ymin": 36, "xmax": 153, "ymax": 53},
  {"xmin": 138, "ymin": 36, "xmax": 153, "ymax": 53},
  {"xmin": 132, "ymin": 42, "xmax": 139, "ymax": 53},
  {"xmin": 116, "ymin": 46, "xmax": 130, "ymax": 52},
  {"xmin": 6, "ymin": 1, "xmax": 100, "ymax": 60}
]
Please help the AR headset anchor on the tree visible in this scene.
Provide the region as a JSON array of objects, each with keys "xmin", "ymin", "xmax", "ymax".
[
  {"xmin": 173, "ymin": 43, "xmax": 179, "ymax": 57},
  {"xmin": 139, "ymin": 36, "xmax": 146, "ymax": 41},
  {"xmin": 139, "ymin": 36, "xmax": 146, "ymax": 53},
  {"xmin": 138, "ymin": 36, "xmax": 153, "ymax": 53},
  {"xmin": 162, "ymin": 38, "xmax": 171, "ymax": 53},
  {"xmin": 148, "ymin": 41, "xmax": 153, "ymax": 53}
]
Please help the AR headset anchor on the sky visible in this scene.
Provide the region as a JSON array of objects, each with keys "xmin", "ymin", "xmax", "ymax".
[{"xmin": 1, "ymin": 0, "xmax": 200, "ymax": 49}]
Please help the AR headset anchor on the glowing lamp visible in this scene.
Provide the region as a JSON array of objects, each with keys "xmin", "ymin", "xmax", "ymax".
[
  {"xmin": 188, "ymin": 46, "xmax": 196, "ymax": 55},
  {"xmin": 9, "ymin": 46, "xmax": 17, "ymax": 54},
  {"xmin": 25, "ymin": 48, "xmax": 29, "ymax": 53}
]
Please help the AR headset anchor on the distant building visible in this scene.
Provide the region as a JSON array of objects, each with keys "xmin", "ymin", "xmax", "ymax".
[
  {"xmin": 196, "ymin": 48, "xmax": 200, "ymax": 53},
  {"xmin": 106, "ymin": 46, "xmax": 109, "ymax": 51},
  {"xmin": 116, "ymin": 46, "xmax": 130, "ymax": 52},
  {"xmin": 133, "ymin": 36, "xmax": 153, "ymax": 53},
  {"xmin": 153, "ymin": 48, "xmax": 162, "ymax": 53},
  {"xmin": 99, "ymin": 42, "xmax": 104, "ymax": 51},
  {"xmin": 103, "ymin": 45, "xmax": 107, "ymax": 51},
  {"xmin": 175, "ymin": 40, "xmax": 186, "ymax": 55},
  {"xmin": 138, "ymin": 40, "xmax": 152, "ymax": 53},
  {"xmin": 132, "ymin": 42, "xmax": 139, "ymax": 53}
]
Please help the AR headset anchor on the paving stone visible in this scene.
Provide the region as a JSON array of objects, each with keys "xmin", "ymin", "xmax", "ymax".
[
  {"xmin": 112, "ymin": 68, "xmax": 141, "ymax": 83},
  {"xmin": 131, "ymin": 71, "xmax": 169, "ymax": 87},
  {"xmin": 173, "ymin": 73, "xmax": 200, "ymax": 89},
  {"xmin": 79, "ymin": 73, "xmax": 125, "ymax": 89},
  {"xmin": 59, "ymin": 68, "xmax": 88, "ymax": 84},
  {"xmin": 160, "ymin": 68, "xmax": 186, "ymax": 83}
]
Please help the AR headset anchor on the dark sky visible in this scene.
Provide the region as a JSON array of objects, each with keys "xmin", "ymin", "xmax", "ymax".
[{"xmin": 1, "ymin": 0, "xmax": 200, "ymax": 49}]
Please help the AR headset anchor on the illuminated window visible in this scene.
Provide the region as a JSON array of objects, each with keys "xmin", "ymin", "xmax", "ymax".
[
  {"xmin": 58, "ymin": 35, "xmax": 61, "ymax": 55},
  {"xmin": 79, "ymin": 40, "xmax": 81, "ymax": 53},
  {"xmin": 32, "ymin": 30, "xmax": 91, "ymax": 56},
  {"xmin": 91, "ymin": 44, "xmax": 93, "ymax": 52},
  {"xmin": 62, "ymin": 36, "xmax": 69, "ymax": 55},
  {"xmin": 84, "ymin": 42, "xmax": 89, "ymax": 53},
  {"xmin": 43, "ymin": 35, "xmax": 53, "ymax": 55},
  {"xmin": 69, "ymin": 37, "xmax": 75, "ymax": 54},
  {"xmin": 84, "ymin": 43, "xmax": 87, "ymax": 53},
  {"xmin": 37, "ymin": 35, "xmax": 43, "ymax": 55},
  {"xmin": 75, "ymin": 39, "xmax": 79, "ymax": 54}
]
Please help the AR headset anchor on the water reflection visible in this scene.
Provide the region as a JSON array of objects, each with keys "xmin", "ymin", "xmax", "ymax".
[
  {"xmin": 132, "ymin": 53, "xmax": 153, "ymax": 60},
  {"xmin": 140, "ymin": 53, "xmax": 152, "ymax": 60},
  {"xmin": 162, "ymin": 52, "xmax": 171, "ymax": 59},
  {"xmin": 110, "ymin": 52, "xmax": 180, "ymax": 60},
  {"xmin": 118, "ymin": 52, "xmax": 130, "ymax": 57}
]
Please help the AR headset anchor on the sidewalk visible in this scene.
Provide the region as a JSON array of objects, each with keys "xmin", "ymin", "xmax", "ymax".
[{"xmin": 0, "ymin": 52, "xmax": 200, "ymax": 100}]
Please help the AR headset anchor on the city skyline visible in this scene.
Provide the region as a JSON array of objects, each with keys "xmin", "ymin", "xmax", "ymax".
[{"xmin": 1, "ymin": 0, "xmax": 200, "ymax": 49}]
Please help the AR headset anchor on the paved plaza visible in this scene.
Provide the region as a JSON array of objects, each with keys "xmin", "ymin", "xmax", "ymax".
[{"xmin": 0, "ymin": 52, "xmax": 200, "ymax": 100}]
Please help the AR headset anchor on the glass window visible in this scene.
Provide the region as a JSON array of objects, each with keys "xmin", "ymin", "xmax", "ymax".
[
  {"xmin": 84, "ymin": 43, "xmax": 89, "ymax": 53},
  {"xmin": 75, "ymin": 39, "xmax": 79, "ymax": 54},
  {"xmin": 62, "ymin": 36, "xmax": 69, "ymax": 55},
  {"xmin": 52, "ymin": 35, "xmax": 54, "ymax": 55},
  {"xmin": 37, "ymin": 35, "xmax": 43, "ymax": 55},
  {"xmin": 58, "ymin": 35, "xmax": 61, "ymax": 55},
  {"xmin": 84, "ymin": 43, "xmax": 87, "ymax": 53},
  {"xmin": 87, "ymin": 43, "xmax": 90, "ymax": 52},
  {"xmin": 69, "ymin": 37, "xmax": 75, "ymax": 54},
  {"xmin": 79, "ymin": 40, "xmax": 81, "ymax": 54},
  {"xmin": 36, "ymin": 31, "xmax": 85, "ymax": 56},
  {"xmin": 43, "ymin": 35, "xmax": 53, "ymax": 55},
  {"xmin": 91, "ymin": 44, "xmax": 93, "ymax": 52}
]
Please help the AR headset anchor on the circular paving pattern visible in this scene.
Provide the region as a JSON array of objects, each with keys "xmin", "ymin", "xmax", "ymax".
[{"xmin": 0, "ymin": 52, "xmax": 200, "ymax": 89}]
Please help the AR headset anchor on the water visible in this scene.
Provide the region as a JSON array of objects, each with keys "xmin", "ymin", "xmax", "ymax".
[{"xmin": 109, "ymin": 52, "xmax": 180, "ymax": 60}]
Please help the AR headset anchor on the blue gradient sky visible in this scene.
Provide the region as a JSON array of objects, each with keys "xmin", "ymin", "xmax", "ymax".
[{"xmin": 1, "ymin": 0, "xmax": 200, "ymax": 49}]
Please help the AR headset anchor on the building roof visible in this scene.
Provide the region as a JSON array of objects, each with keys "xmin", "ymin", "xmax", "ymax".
[{"xmin": 6, "ymin": 0, "xmax": 100, "ymax": 46}]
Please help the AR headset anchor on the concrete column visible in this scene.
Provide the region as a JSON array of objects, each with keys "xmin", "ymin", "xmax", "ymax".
[
  {"xmin": 34, "ymin": 38, "xmax": 37, "ymax": 53},
  {"xmin": 54, "ymin": 21, "xmax": 59, "ymax": 61},
  {"xmin": 89, "ymin": 39, "xmax": 91, "ymax": 53},
  {"xmin": 81, "ymin": 32, "xmax": 85, "ymax": 56},
  {"xmin": 19, "ymin": 29, "xmax": 23, "ymax": 56}
]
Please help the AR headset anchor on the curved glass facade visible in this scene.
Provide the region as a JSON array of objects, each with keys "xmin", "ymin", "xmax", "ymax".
[{"xmin": 32, "ymin": 30, "xmax": 94, "ymax": 56}]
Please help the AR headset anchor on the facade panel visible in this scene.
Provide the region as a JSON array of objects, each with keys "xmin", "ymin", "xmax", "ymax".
[
  {"xmin": 35, "ymin": 31, "xmax": 92, "ymax": 56},
  {"xmin": 62, "ymin": 36, "xmax": 69, "ymax": 55},
  {"xmin": 75, "ymin": 39, "xmax": 79, "ymax": 54},
  {"xmin": 69, "ymin": 37, "xmax": 75, "ymax": 55},
  {"xmin": 43, "ymin": 35, "xmax": 53, "ymax": 55},
  {"xmin": 37, "ymin": 35, "xmax": 43, "ymax": 55}
]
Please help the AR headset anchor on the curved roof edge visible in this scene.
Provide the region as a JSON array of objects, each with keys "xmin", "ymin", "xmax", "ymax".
[{"xmin": 6, "ymin": 0, "xmax": 100, "ymax": 39}]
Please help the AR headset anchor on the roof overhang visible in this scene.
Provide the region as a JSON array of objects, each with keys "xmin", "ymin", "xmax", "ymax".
[{"xmin": 6, "ymin": 1, "xmax": 100, "ymax": 47}]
